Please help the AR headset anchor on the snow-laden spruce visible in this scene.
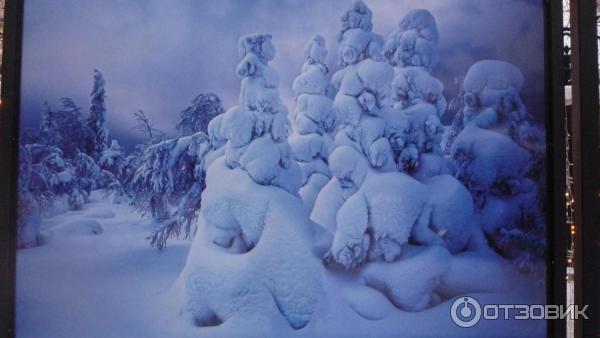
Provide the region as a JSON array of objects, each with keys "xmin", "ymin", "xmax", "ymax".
[
  {"xmin": 381, "ymin": 10, "xmax": 450, "ymax": 179},
  {"xmin": 21, "ymin": 144, "xmax": 89, "ymax": 214},
  {"xmin": 16, "ymin": 145, "xmax": 54, "ymax": 248},
  {"xmin": 312, "ymin": 2, "xmax": 475, "ymax": 314},
  {"xmin": 129, "ymin": 131, "xmax": 214, "ymax": 250},
  {"xmin": 98, "ymin": 140, "xmax": 126, "ymax": 180},
  {"xmin": 289, "ymin": 35, "xmax": 337, "ymax": 212},
  {"xmin": 329, "ymin": 0, "xmax": 395, "ymax": 171},
  {"xmin": 383, "ymin": 68, "xmax": 449, "ymax": 177},
  {"xmin": 447, "ymin": 60, "xmax": 546, "ymax": 272},
  {"xmin": 219, "ymin": 33, "xmax": 303, "ymax": 193},
  {"xmin": 177, "ymin": 93, "xmax": 225, "ymax": 137},
  {"xmin": 176, "ymin": 33, "xmax": 324, "ymax": 331}
]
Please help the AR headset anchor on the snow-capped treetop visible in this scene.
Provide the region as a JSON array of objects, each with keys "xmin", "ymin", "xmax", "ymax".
[
  {"xmin": 384, "ymin": 9, "xmax": 439, "ymax": 70},
  {"xmin": 293, "ymin": 36, "xmax": 334, "ymax": 98},
  {"xmin": 176, "ymin": 93, "xmax": 224, "ymax": 136},
  {"xmin": 304, "ymin": 35, "xmax": 328, "ymax": 65},
  {"xmin": 336, "ymin": 1, "xmax": 383, "ymax": 67},
  {"xmin": 390, "ymin": 66, "xmax": 447, "ymax": 116},
  {"xmin": 443, "ymin": 60, "xmax": 532, "ymax": 155},
  {"xmin": 109, "ymin": 140, "xmax": 120, "ymax": 151},
  {"xmin": 463, "ymin": 60, "xmax": 524, "ymax": 94},
  {"xmin": 291, "ymin": 36, "xmax": 336, "ymax": 136},
  {"xmin": 460, "ymin": 60, "xmax": 527, "ymax": 128},
  {"xmin": 339, "ymin": 29, "xmax": 385, "ymax": 67},
  {"xmin": 238, "ymin": 33, "xmax": 276, "ymax": 63},
  {"xmin": 337, "ymin": 0, "xmax": 373, "ymax": 42}
]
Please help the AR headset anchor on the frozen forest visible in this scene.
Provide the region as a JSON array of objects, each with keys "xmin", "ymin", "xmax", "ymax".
[{"xmin": 17, "ymin": 1, "xmax": 548, "ymax": 337}]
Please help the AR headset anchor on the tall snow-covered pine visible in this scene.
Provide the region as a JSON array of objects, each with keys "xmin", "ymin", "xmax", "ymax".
[
  {"xmin": 289, "ymin": 35, "xmax": 336, "ymax": 212},
  {"xmin": 86, "ymin": 69, "xmax": 109, "ymax": 158}
]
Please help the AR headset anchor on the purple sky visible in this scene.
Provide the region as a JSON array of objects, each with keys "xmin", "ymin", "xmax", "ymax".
[{"xmin": 19, "ymin": 0, "xmax": 545, "ymax": 149}]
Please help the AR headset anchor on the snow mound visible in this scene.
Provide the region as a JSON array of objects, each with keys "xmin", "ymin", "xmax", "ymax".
[
  {"xmin": 361, "ymin": 245, "xmax": 451, "ymax": 312},
  {"xmin": 176, "ymin": 158, "xmax": 325, "ymax": 330},
  {"xmin": 55, "ymin": 219, "xmax": 104, "ymax": 236},
  {"xmin": 343, "ymin": 284, "xmax": 396, "ymax": 320},
  {"xmin": 86, "ymin": 208, "xmax": 116, "ymax": 219}
]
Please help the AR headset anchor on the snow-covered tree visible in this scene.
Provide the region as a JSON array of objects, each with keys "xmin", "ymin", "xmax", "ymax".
[
  {"xmin": 22, "ymin": 144, "xmax": 87, "ymax": 212},
  {"xmin": 218, "ymin": 33, "xmax": 302, "ymax": 194},
  {"xmin": 72, "ymin": 148, "xmax": 102, "ymax": 195},
  {"xmin": 176, "ymin": 93, "xmax": 224, "ymax": 136},
  {"xmin": 329, "ymin": 0, "xmax": 395, "ymax": 172},
  {"xmin": 384, "ymin": 9, "xmax": 440, "ymax": 71},
  {"xmin": 97, "ymin": 140, "xmax": 129, "ymax": 203},
  {"xmin": 17, "ymin": 145, "xmax": 54, "ymax": 248},
  {"xmin": 382, "ymin": 10, "xmax": 450, "ymax": 179},
  {"xmin": 39, "ymin": 102, "xmax": 62, "ymax": 147},
  {"xmin": 312, "ymin": 0, "xmax": 396, "ymax": 229},
  {"xmin": 176, "ymin": 33, "xmax": 323, "ymax": 331},
  {"xmin": 310, "ymin": 3, "xmax": 477, "ymax": 315},
  {"xmin": 86, "ymin": 69, "xmax": 109, "ymax": 159},
  {"xmin": 129, "ymin": 132, "xmax": 212, "ymax": 249},
  {"xmin": 41, "ymin": 150, "xmax": 86, "ymax": 210},
  {"xmin": 289, "ymin": 35, "xmax": 337, "ymax": 212},
  {"xmin": 98, "ymin": 140, "xmax": 126, "ymax": 179},
  {"xmin": 448, "ymin": 60, "xmax": 545, "ymax": 272},
  {"xmin": 54, "ymin": 98, "xmax": 92, "ymax": 159}
]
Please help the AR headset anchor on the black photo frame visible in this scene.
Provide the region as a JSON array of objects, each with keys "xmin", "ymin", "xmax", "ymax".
[{"xmin": 0, "ymin": 1, "xmax": 572, "ymax": 337}]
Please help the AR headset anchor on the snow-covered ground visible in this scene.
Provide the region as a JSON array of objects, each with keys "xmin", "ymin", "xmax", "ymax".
[
  {"xmin": 16, "ymin": 191, "xmax": 191, "ymax": 338},
  {"xmin": 16, "ymin": 191, "xmax": 546, "ymax": 338}
]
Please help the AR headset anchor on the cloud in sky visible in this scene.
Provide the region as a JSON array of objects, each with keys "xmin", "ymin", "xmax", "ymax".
[{"xmin": 19, "ymin": 0, "xmax": 545, "ymax": 148}]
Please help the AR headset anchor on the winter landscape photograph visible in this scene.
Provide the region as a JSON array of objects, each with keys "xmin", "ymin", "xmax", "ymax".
[{"xmin": 16, "ymin": 0, "xmax": 548, "ymax": 337}]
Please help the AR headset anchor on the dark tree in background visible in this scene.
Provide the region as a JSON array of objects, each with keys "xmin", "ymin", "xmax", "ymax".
[
  {"xmin": 133, "ymin": 109, "xmax": 164, "ymax": 144},
  {"xmin": 86, "ymin": 69, "xmax": 109, "ymax": 158},
  {"xmin": 176, "ymin": 93, "xmax": 224, "ymax": 136},
  {"xmin": 54, "ymin": 98, "xmax": 91, "ymax": 158},
  {"xmin": 39, "ymin": 102, "xmax": 62, "ymax": 147}
]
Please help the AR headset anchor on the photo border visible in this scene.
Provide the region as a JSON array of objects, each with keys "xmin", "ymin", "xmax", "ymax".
[
  {"xmin": 544, "ymin": 0, "xmax": 568, "ymax": 337},
  {"xmin": 0, "ymin": 0, "xmax": 24, "ymax": 337}
]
